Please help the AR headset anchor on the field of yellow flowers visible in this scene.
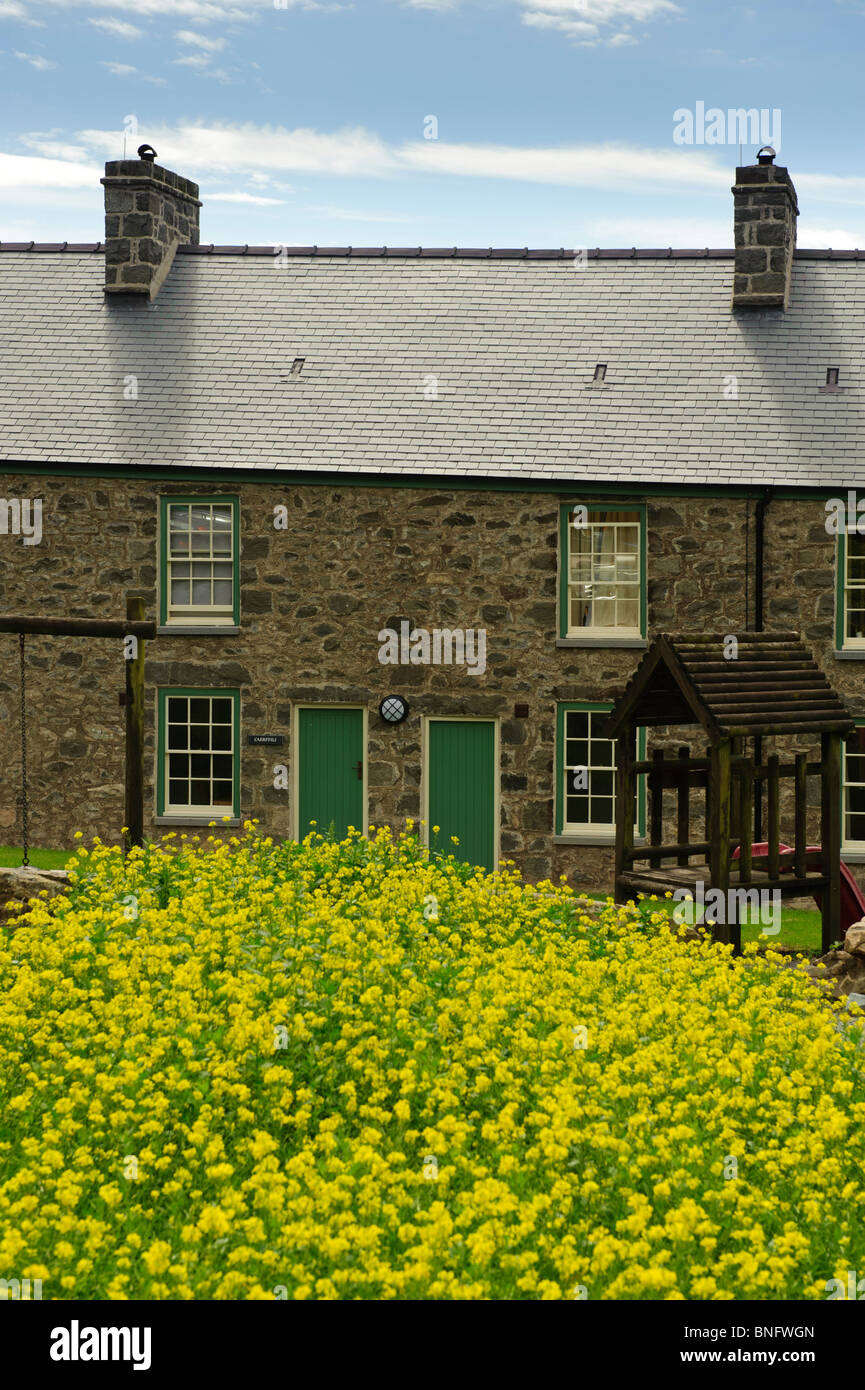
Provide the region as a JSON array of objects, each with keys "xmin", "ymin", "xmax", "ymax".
[{"xmin": 1, "ymin": 822, "xmax": 864, "ymax": 1301}]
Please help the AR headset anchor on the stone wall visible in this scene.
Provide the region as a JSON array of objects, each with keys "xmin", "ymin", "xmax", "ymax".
[{"xmin": 0, "ymin": 474, "xmax": 861, "ymax": 893}]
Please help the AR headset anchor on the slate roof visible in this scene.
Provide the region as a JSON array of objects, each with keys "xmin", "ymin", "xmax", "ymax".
[
  {"xmin": 1, "ymin": 244, "xmax": 864, "ymax": 487},
  {"xmin": 605, "ymin": 632, "xmax": 855, "ymax": 738}
]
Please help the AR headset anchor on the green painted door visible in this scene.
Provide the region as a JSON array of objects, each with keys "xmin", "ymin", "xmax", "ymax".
[
  {"xmin": 427, "ymin": 720, "xmax": 497, "ymax": 870},
  {"xmin": 297, "ymin": 707, "xmax": 365, "ymax": 840}
]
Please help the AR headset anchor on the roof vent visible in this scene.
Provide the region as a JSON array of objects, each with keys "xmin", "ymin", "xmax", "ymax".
[
  {"xmin": 820, "ymin": 367, "xmax": 841, "ymax": 393},
  {"xmin": 593, "ymin": 363, "xmax": 607, "ymax": 381},
  {"xmin": 290, "ymin": 357, "xmax": 305, "ymax": 376}
]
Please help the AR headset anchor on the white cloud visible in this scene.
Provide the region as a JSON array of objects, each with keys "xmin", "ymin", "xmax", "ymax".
[
  {"xmin": 22, "ymin": 123, "xmax": 748, "ymax": 194},
  {"xmin": 522, "ymin": 12, "xmax": 598, "ymax": 38},
  {"xmin": 399, "ymin": 0, "xmax": 680, "ymax": 43},
  {"xmin": 16, "ymin": 0, "xmax": 301, "ymax": 21},
  {"xmin": 524, "ymin": 0, "xmax": 679, "ymax": 17},
  {"xmin": 399, "ymin": 137, "xmax": 727, "ymax": 191},
  {"xmin": 16, "ymin": 121, "xmax": 865, "ymax": 228},
  {"xmin": 208, "ymin": 190, "xmax": 286, "ymax": 203},
  {"xmin": 175, "ymin": 26, "xmax": 227, "ymax": 46},
  {"xmin": 797, "ymin": 173, "xmax": 865, "ymax": 205},
  {"xmin": 0, "ymin": 0, "xmax": 45, "ymax": 17},
  {"xmin": 171, "ymin": 55, "xmax": 233, "ymax": 78},
  {"xmin": 0, "ymin": 151, "xmax": 101, "ymax": 189},
  {"xmin": 521, "ymin": 0, "xmax": 680, "ymax": 44},
  {"xmin": 583, "ymin": 214, "xmax": 730, "ymax": 245},
  {"xmin": 73, "ymin": 122, "xmax": 397, "ymax": 176},
  {"xmin": 13, "ymin": 49, "xmax": 57, "ymax": 68},
  {"xmin": 304, "ymin": 203, "xmax": 414, "ymax": 222},
  {"xmin": 89, "ymin": 16, "xmax": 145, "ymax": 37},
  {"xmin": 18, "ymin": 135, "xmax": 90, "ymax": 159},
  {"xmin": 98, "ymin": 60, "xmax": 165, "ymax": 82},
  {"xmin": 796, "ymin": 224, "xmax": 864, "ymax": 248}
]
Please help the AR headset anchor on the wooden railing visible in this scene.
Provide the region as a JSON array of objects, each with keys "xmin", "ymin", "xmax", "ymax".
[{"xmin": 625, "ymin": 743, "xmax": 821, "ymax": 885}]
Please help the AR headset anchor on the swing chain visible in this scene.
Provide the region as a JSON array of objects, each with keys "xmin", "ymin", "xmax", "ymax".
[{"xmin": 18, "ymin": 633, "xmax": 29, "ymax": 869}]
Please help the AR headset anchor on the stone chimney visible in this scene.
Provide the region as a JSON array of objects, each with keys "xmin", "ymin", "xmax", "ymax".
[
  {"xmin": 101, "ymin": 145, "xmax": 201, "ymax": 299},
  {"xmin": 732, "ymin": 146, "xmax": 798, "ymax": 311}
]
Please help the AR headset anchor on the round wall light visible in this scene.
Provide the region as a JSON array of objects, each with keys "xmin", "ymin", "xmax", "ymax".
[{"xmin": 380, "ymin": 695, "xmax": 409, "ymax": 724}]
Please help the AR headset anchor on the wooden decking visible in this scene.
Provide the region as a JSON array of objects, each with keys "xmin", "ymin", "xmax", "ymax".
[{"xmin": 619, "ymin": 864, "xmax": 827, "ymax": 901}]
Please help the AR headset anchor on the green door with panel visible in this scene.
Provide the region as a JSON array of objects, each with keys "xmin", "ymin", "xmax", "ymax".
[
  {"xmin": 296, "ymin": 707, "xmax": 365, "ymax": 840},
  {"xmin": 427, "ymin": 719, "xmax": 497, "ymax": 871}
]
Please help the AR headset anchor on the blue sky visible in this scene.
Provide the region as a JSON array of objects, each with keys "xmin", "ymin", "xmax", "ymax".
[{"xmin": 2, "ymin": 0, "xmax": 865, "ymax": 247}]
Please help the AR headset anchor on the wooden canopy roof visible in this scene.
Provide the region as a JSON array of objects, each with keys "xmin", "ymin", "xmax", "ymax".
[{"xmin": 603, "ymin": 632, "xmax": 854, "ymax": 740}]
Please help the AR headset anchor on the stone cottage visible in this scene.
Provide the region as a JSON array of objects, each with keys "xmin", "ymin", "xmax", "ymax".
[{"xmin": 1, "ymin": 144, "xmax": 865, "ymax": 891}]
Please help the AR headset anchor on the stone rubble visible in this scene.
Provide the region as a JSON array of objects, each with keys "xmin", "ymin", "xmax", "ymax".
[
  {"xmin": 0, "ymin": 866, "xmax": 69, "ymax": 931},
  {"xmin": 805, "ymin": 917, "xmax": 865, "ymax": 999}
]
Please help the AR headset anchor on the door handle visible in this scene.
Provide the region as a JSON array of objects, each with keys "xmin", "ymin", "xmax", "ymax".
[{"xmin": 352, "ymin": 761, "xmax": 363, "ymax": 781}]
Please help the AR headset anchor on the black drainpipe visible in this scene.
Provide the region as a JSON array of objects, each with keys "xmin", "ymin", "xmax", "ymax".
[{"xmin": 753, "ymin": 486, "xmax": 774, "ymax": 840}]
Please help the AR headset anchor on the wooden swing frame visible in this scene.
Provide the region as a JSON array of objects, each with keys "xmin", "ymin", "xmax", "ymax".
[
  {"xmin": 1, "ymin": 597, "xmax": 156, "ymax": 851},
  {"xmin": 605, "ymin": 632, "xmax": 854, "ymax": 955}
]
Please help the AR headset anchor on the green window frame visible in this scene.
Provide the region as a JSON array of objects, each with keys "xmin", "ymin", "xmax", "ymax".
[
  {"xmin": 835, "ymin": 529, "xmax": 865, "ymax": 650},
  {"xmin": 843, "ymin": 721, "xmax": 865, "ymax": 850},
  {"xmin": 159, "ymin": 495, "xmax": 240, "ymax": 627},
  {"xmin": 555, "ymin": 702, "xmax": 646, "ymax": 837},
  {"xmin": 156, "ymin": 688, "xmax": 241, "ymax": 819},
  {"xmin": 558, "ymin": 503, "xmax": 647, "ymax": 640}
]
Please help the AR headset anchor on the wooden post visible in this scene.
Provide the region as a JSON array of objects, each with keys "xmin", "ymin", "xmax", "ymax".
[
  {"xmin": 728, "ymin": 889, "xmax": 742, "ymax": 958},
  {"xmin": 821, "ymin": 731, "xmax": 843, "ymax": 955},
  {"xmin": 614, "ymin": 728, "xmax": 636, "ymax": 903},
  {"xmin": 676, "ymin": 745, "xmax": 690, "ymax": 866},
  {"xmin": 731, "ymin": 736, "xmax": 743, "ymax": 853},
  {"xmin": 709, "ymin": 738, "xmax": 732, "ymax": 945},
  {"xmin": 124, "ymin": 596, "xmax": 147, "ymax": 849},
  {"xmin": 794, "ymin": 751, "xmax": 807, "ymax": 880},
  {"xmin": 650, "ymin": 748, "xmax": 664, "ymax": 857},
  {"xmin": 767, "ymin": 753, "xmax": 780, "ymax": 881},
  {"xmin": 739, "ymin": 755, "xmax": 754, "ymax": 885}
]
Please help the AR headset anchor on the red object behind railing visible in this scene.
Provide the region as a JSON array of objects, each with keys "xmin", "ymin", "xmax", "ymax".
[{"xmin": 732, "ymin": 841, "xmax": 865, "ymax": 932}]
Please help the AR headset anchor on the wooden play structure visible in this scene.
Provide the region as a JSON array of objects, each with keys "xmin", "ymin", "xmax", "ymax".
[
  {"xmin": 604, "ymin": 632, "xmax": 855, "ymax": 954},
  {"xmin": 1, "ymin": 598, "xmax": 156, "ymax": 861}
]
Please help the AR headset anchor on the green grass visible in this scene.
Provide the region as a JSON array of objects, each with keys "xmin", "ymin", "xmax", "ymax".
[
  {"xmin": 740, "ymin": 905, "xmax": 822, "ymax": 952},
  {"xmin": 577, "ymin": 889, "xmax": 824, "ymax": 952},
  {"xmin": 0, "ymin": 845, "xmax": 73, "ymax": 870}
]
